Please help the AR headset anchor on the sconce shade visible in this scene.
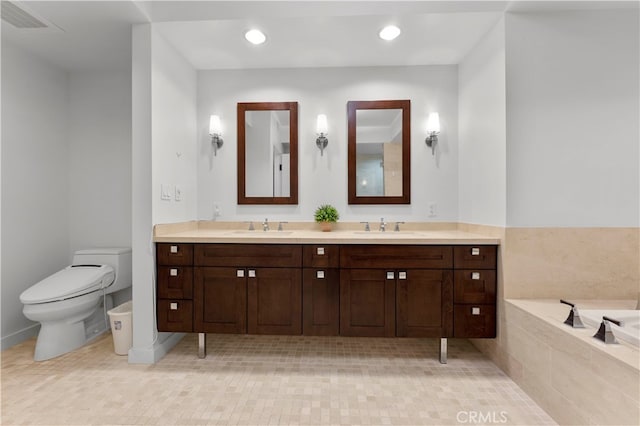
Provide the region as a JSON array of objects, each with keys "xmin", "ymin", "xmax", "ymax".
[
  {"xmin": 426, "ymin": 112, "xmax": 440, "ymax": 134},
  {"xmin": 316, "ymin": 114, "xmax": 328, "ymax": 156},
  {"xmin": 316, "ymin": 114, "xmax": 328, "ymax": 134},
  {"xmin": 209, "ymin": 115, "xmax": 222, "ymax": 135}
]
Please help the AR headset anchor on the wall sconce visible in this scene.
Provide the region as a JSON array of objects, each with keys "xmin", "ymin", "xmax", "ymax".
[
  {"xmin": 425, "ymin": 112, "xmax": 440, "ymax": 155},
  {"xmin": 209, "ymin": 115, "xmax": 223, "ymax": 156},
  {"xmin": 316, "ymin": 114, "xmax": 328, "ymax": 156}
]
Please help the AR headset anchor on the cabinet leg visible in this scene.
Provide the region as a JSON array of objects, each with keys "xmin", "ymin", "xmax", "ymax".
[
  {"xmin": 198, "ymin": 333, "xmax": 206, "ymax": 359},
  {"xmin": 439, "ymin": 338, "xmax": 447, "ymax": 364}
]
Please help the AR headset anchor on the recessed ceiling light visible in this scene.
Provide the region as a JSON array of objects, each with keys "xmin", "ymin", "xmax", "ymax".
[
  {"xmin": 379, "ymin": 25, "xmax": 401, "ymax": 41},
  {"xmin": 245, "ymin": 29, "xmax": 266, "ymax": 45}
]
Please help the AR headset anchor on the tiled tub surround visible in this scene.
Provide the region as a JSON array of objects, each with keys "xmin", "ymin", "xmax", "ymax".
[{"xmin": 472, "ymin": 299, "xmax": 639, "ymax": 426}]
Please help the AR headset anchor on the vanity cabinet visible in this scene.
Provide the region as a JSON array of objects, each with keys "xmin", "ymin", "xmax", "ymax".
[
  {"xmin": 194, "ymin": 244, "xmax": 302, "ymax": 335},
  {"xmin": 156, "ymin": 243, "xmax": 194, "ymax": 332},
  {"xmin": 302, "ymin": 245, "xmax": 340, "ymax": 336},
  {"xmin": 155, "ymin": 242, "xmax": 498, "ymax": 342},
  {"xmin": 340, "ymin": 245, "xmax": 454, "ymax": 338},
  {"xmin": 452, "ymin": 246, "xmax": 497, "ymax": 338}
]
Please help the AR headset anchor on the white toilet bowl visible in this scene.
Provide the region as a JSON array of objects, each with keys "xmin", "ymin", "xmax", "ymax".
[{"xmin": 20, "ymin": 248, "xmax": 132, "ymax": 361}]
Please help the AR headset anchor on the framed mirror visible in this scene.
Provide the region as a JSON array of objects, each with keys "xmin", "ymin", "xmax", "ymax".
[
  {"xmin": 237, "ymin": 102, "xmax": 298, "ymax": 204},
  {"xmin": 347, "ymin": 100, "xmax": 411, "ymax": 204}
]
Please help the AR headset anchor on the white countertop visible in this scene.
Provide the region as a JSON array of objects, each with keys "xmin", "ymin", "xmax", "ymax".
[{"xmin": 153, "ymin": 221, "xmax": 501, "ymax": 245}]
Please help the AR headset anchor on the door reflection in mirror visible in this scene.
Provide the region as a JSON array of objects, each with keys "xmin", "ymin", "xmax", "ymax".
[
  {"xmin": 245, "ymin": 110, "xmax": 290, "ymax": 197},
  {"xmin": 355, "ymin": 109, "xmax": 403, "ymax": 197}
]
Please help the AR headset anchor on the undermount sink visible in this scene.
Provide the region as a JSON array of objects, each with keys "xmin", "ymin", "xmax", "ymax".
[
  {"xmin": 227, "ymin": 230, "xmax": 294, "ymax": 235},
  {"xmin": 353, "ymin": 231, "xmax": 418, "ymax": 235}
]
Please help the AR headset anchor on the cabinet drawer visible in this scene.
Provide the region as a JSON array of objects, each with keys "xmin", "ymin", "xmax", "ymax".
[
  {"xmin": 303, "ymin": 245, "xmax": 339, "ymax": 268},
  {"xmin": 195, "ymin": 244, "xmax": 302, "ymax": 267},
  {"xmin": 454, "ymin": 270, "xmax": 496, "ymax": 304},
  {"xmin": 157, "ymin": 299, "xmax": 193, "ymax": 332},
  {"xmin": 157, "ymin": 243, "xmax": 193, "ymax": 266},
  {"xmin": 453, "ymin": 245, "xmax": 497, "ymax": 269},
  {"xmin": 340, "ymin": 245, "xmax": 453, "ymax": 269},
  {"xmin": 157, "ymin": 266, "xmax": 193, "ymax": 299},
  {"xmin": 454, "ymin": 304, "xmax": 496, "ymax": 338}
]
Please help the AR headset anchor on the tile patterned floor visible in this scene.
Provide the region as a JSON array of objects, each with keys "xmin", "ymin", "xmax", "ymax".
[{"xmin": 1, "ymin": 333, "xmax": 556, "ymax": 425}]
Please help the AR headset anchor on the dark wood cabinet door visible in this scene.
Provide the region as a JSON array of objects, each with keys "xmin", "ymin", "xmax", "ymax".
[
  {"xmin": 157, "ymin": 299, "xmax": 193, "ymax": 332},
  {"xmin": 340, "ymin": 269, "xmax": 395, "ymax": 337},
  {"xmin": 194, "ymin": 267, "xmax": 247, "ymax": 333},
  {"xmin": 247, "ymin": 268, "xmax": 302, "ymax": 335},
  {"xmin": 302, "ymin": 268, "xmax": 339, "ymax": 336},
  {"xmin": 396, "ymin": 270, "xmax": 453, "ymax": 338}
]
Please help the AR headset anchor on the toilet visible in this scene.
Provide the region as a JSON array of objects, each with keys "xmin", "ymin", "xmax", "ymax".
[{"xmin": 20, "ymin": 248, "xmax": 132, "ymax": 361}]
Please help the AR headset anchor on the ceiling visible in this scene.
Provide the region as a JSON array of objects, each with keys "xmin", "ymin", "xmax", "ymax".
[{"xmin": 2, "ymin": 1, "xmax": 637, "ymax": 71}]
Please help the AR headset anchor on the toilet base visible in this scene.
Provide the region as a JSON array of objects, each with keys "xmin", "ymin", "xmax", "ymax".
[{"xmin": 26, "ymin": 293, "xmax": 114, "ymax": 361}]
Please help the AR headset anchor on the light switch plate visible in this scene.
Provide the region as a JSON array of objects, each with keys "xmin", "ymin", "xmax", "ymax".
[{"xmin": 161, "ymin": 184, "xmax": 172, "ymax": 200}]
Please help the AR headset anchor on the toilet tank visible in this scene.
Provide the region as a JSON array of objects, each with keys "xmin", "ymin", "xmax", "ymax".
[{"xmin": 72, "ymin": 248, "xmax": 132, "ymax": 294}]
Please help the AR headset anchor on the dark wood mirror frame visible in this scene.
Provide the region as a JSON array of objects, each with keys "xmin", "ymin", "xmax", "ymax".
[
  {"xmin": 347, "ymin": 99, "xmax": 411, "ymax": 205},
  {"xmin": 237, "ymin": 102, "xmax": 298, "ymax": 205}
]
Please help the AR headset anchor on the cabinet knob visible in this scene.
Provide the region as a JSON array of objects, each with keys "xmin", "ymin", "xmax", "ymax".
[
  {"xmin": 316, "ymin": 270, "xmax": 325, "ymax": 279},
  {"xmin": 386, "ymin": 271, "xmax": 395, "ymax": 280},
  {"xmin": 248, "ymin": 269, "xmax": 256, "ymax": 278},
  {"xmin": 170, "ymin": 268, "xmax": 178, "ymax": 277},
  {"xmin": 236, "ymin": 270, "xmax": 245, "ymax": 278},
  {"xmin": 170, "ymin": 302, "xmax": 178, "ymax": 310},
  {"xmin": 316, "ymin": 247, "xmax": 325, "ymax": 255},
  {"xmin": 170, "ymin": 245, "xmax": 179, "ymax": 254},
  {"xmin": 471, "ymin": 272, "xmax": 480, "ymax": 280},
  {"xmin": 471, "ymin": 247, "xmax": 480, "ymax": 256},
  {"xmin": 472, "ymin": 307, "xmax": 481, "ymax": 315},
  {"xmin": 398, "ymin": 271, "xmax": 407, "ymax": 280}
]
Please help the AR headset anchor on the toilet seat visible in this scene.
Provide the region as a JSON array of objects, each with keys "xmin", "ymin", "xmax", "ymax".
[{"xmin": 20, "ymin": 265, "xmax": 115, "ymax": 305}]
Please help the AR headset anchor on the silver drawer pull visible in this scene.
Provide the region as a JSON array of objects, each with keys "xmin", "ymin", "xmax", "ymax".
[
  {"xmin": 472, "ymin": 307, "xmax": 481, "ymax": 315},
  {"xmin": 398, "ymin": 271, "xmax": 407, "ymax": 280},
  {"xmin": 170, "ymin": 268, "xmax": 178, "ymax": 277},
  {"xmin": 236, "ymin": 270, "xmax": 245, "ymax": 278},
  {"xmin": 471, "ymin": 272, "xmax": 480, "ymax": 280},
  {"xmin": 316, "ymin": 270, "xmax": 325, "ymax": 279},
  {"xmin": 387, "ymin": 271, "xmax": 395, "ymax": 280},
  {"xmin": 471, "ymin": 247, "xmax": 480, "ymax": 256},
  {"xmin": 170, "ymin": 245, "xmax": 178, "ymax": 253},
  {"xmin": 170, "ymin": 302, "xmax": 178, "ymax": 310},
  {"xmin": 248, "ymin": 270, "xmax": 256, "ymax": 278},
  {"xmin": 317, "ymin": 247, "xmax": 325, "ymax": 255}
]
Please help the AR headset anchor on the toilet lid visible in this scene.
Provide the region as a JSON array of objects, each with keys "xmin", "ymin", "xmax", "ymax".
[{"xmin": 20, "ymin": 265, "xmax": 115, "ymax": 304}]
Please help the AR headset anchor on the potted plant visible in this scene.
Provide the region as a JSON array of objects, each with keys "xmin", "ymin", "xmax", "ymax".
[{"xmin": 314, "ymin": 204, "xmax": 339, "ymax": 232}]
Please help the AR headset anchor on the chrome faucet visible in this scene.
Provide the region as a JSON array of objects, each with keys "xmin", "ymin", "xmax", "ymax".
[
  {"xmin": 262, "ymin": 218, "xmax": 269, "ymax": 232},
  {"xmin": 394, "ymin": 221, "xmax": 405, "ymax": 232},
  {"xmin": 244, "ymin": 221, "xmax": 255, "ymax": 231},
  {"xmin": 277, "ymin": 221, "xmax": 288, "ymax": 231},
  {"xmin": 379, "ymin": 217, "xmax": 387, "ymax": 232},
  {"xmin": 360, "ymin": 221, "xmax": 370, "ymax": 232}
]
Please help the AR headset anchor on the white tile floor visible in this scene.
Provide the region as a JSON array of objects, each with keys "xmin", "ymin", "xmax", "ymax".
[{"xmin": 1, "ymin": 333, "xmax": 556, "ymax": 425}]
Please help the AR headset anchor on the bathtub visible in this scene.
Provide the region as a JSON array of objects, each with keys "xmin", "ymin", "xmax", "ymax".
[{"xmin": 580, "ymin": 309, "xmax": 640, "ymax": 348}]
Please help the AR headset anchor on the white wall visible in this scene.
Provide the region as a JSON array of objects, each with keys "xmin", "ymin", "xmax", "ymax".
[
  {"xmin": 505, "ymin": 10, "xmax": 639, "ymax": 227},
  {"xmin": 458, "ymin": 18, "xmax": 506, "ymax": 227},
  {"xmin": 197, "ymin": 66, "xmax": 459, "ymax": 223},
  {"xmin": 130, "ymin": 25, "xmax": 197, "ymax": 363},
  {"xmin": 68, "ymin": 71, "xmax": 132, "ymax": 253},
  {"xmin": 1, "ymin": 40, "xmax": 70, "ymax": 348},
  {"xmin": 151, "ymin": 30, "xmax": 198, "ymax": 224}
]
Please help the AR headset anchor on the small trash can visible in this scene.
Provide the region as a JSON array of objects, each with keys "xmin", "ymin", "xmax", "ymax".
[{"xmin": 107, "ymin": 301, "xmax": 132, "ymax": 355}]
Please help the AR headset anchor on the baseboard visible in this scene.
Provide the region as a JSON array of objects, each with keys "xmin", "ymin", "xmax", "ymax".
[
  {"xmin": 1, "ymin": 324, "xmax": 40, "ymax": 351},
  {"xmin": 127, "ymin": 332, "xmax": 185, "ymax": 364}
]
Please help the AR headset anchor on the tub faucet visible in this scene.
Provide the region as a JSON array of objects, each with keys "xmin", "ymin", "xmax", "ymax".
[
  {"xmin": 560, "ymin": 299, "xmax": 585, "ymax": 328},
  {"xmin": 379, "ymin": 218, "xmax": 387, "ymax": 232},
  {"xmin": 262, "ymin": 218, "xmax": 269, "ymax": 232},
  {"xmin": 593, "ymin": 316, "xmax": 622, "ymax": 344}
]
